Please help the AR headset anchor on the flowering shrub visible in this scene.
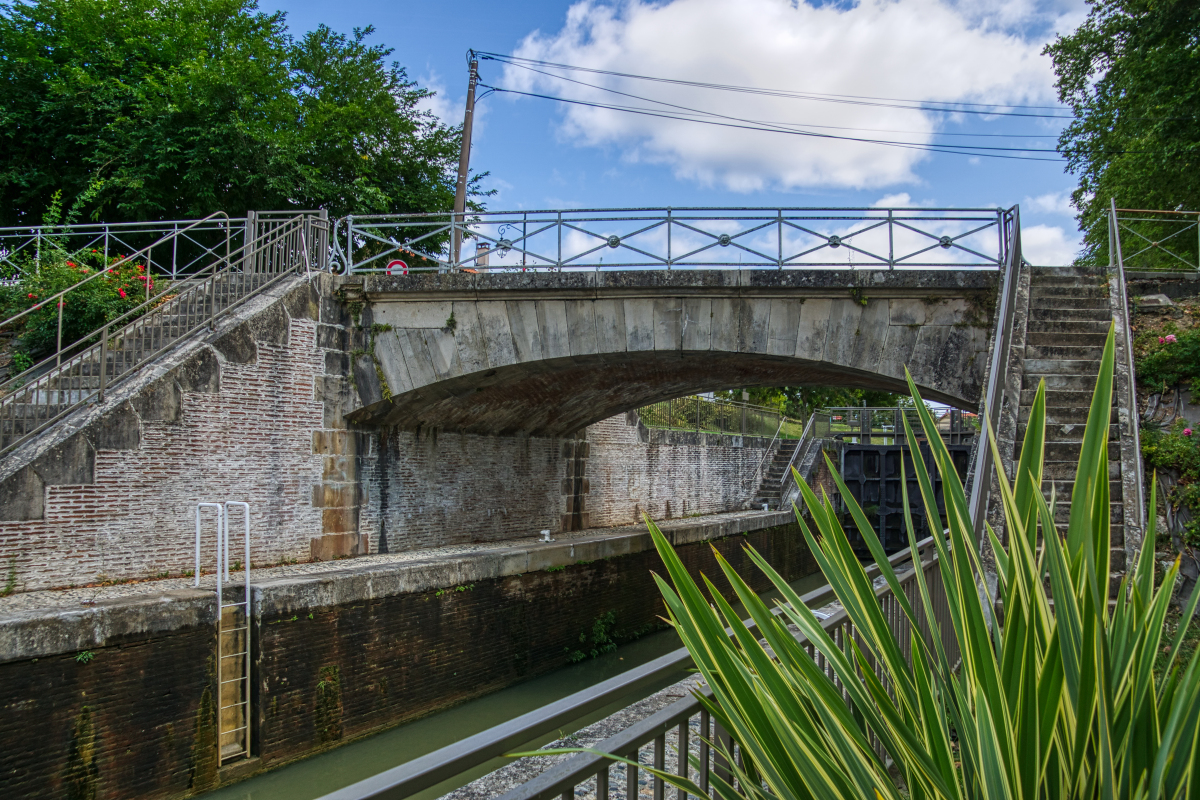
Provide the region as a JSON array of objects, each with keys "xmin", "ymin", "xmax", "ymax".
[
  {"xmin": 0, "ymin": 248, "xmax": 151, "ymax": 369},
  {"xmin": 1142, "ymin": 418, "xmax": 1200, "ymax": 544},
  {"xmin": 1136, "ymin": 325, "xmax": 1200, "ymax": 395}
]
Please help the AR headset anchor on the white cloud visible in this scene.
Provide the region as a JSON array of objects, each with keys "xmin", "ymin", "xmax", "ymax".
[
  {"xmin": 1026, "ymin": 190, "xmax": 1074, "ymax": 216},
  {"xmin": 1022, "ymin": 224, "xmax": 1080, "ymax": 265},
  {"xmin": 417, "ymin": 73, "xmax": 466, "ymax": 129},
  {"xmin": 505, "ymin": 0, "xmax": 1062, "ymax": 192}
]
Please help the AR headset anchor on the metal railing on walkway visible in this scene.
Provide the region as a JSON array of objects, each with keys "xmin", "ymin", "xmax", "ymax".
[
  {"xmin": 316, "ymin": 535, "xmax": 954, "ymax": 800},
  {"xmin": 0, "ymin": 212, "xmax": 328, "ymax": 456},
  {"xmin": 333, "ymin": 206, "xmax": 1012, "ymax": 274},
  {"xmin": 635, "ymin": 394, "xmax": 801, "ymax": 439},
  {"xmin": 1108, "ymin": 206, "xmax": 1199, "ymax": 273},
  {"xmin": 0, "ymin": 215, "xmax": 249, "ymax": 282}
]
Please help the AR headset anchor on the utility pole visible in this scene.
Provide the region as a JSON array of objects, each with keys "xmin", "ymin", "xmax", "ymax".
[{"xmin": 452, "ymin": 52, "xmax": 480, "ymax": 270}]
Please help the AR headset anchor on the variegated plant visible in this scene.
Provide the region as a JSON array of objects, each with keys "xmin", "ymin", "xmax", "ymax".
[{"xmin": 561, "ymin": 324, "xmax": 1200, "ymax": 799}]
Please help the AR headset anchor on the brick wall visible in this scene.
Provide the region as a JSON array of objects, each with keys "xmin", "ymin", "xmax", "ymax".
[
  {"xmin": 0, "ymin": 623, "xmax": 219, "ymax": 800},
  {"xmin": 0, "ymin": 275, "xmax": 776, "ymax": 591},
  {"xmin": 251, "ymin": 521, "xmax": 815, "ymax": 768},
  {"xmin": 0, "ymin": 521, "xmax": 816, "ymax": 800}
]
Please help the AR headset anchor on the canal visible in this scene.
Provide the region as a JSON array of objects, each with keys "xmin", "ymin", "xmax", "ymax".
[{"xmin": 201, "ymin": 570, "xmax": 831, "ymax": 800}]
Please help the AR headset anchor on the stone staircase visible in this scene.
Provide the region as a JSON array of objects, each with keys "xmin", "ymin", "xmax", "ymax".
[
  {"xmin": 0, "ymin": 273, "xmax": 276, "ymax": 453},
  {"xmin": 1013, "ymin": 266, "xmax": 1126, "ymax": 584},
  {"xmin": 752, "ymin": 438, "xmax": 802, "ymax": 509}
]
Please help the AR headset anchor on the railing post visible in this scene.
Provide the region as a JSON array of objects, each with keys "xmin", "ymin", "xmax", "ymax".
[
  {"xmin": 888, "ymin": 209, "xmax": 894, "ymax": 269},
  {"xmin": 98, "ymin": 324, "xmax": 109, "ymax": 402},
  {"xmin": 557, "ymin": 211, "xmax": 563, "ymax": 271},
  {"xmin": 55, "ymin": 299, "xmax": 63, "ymax": 368},
  {"xmin": 171, "ymin": 223, "xmax": 178, "ymax": 279},
  {"xmin": 695, "ymin": 394, "xmax": 700, "ymax": 433},
  {"xmin": 713, "ymin": 723, "xmax": 732, "ymax": 786},
  {"xmin": 778, "ymin": 208, "xmax": 783, "ymax": 269},
  {"xmin": 667, "ymin": 207, "xmax": 672, "ymax": 269}
]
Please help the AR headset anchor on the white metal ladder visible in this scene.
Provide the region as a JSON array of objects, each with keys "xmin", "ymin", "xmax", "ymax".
[{"xmin": 196, "ymin": 502, "xmax": 252, "ymax": 764}]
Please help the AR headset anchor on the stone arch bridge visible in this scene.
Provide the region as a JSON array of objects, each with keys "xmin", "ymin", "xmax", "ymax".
[{"xmin": 347, "ymin": 269, "xmax": 999, "ymax": 437}]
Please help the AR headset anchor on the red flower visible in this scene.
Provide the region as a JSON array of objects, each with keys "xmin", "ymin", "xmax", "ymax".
[
  {"xmin": 118, "ymin": 288, "xmax": 126, "ymax": 299},
  {"xmin": 66, "ymin": 261, "xmax": 75, "ymax": 268},
  {"xmin": 109, "ymin": 269, "xmax": 116, "ymax": 274},
  {"xmin": 27, "ymin": 293, "xmax": 35, "ymax": 299},
  {"xmin": 135, "ymin": 265, "xmax": 144, "ymax": 272}
]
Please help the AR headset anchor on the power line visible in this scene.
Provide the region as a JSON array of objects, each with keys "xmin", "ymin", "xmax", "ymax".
[
  {"xmin": 479, "ymin": 84, "xmax": 1065, "ymax": 162},
  {"xmin": 478, "ymin": 51, "xmax": 1076, "ymax": 120},
  {"xmin": 482, "ymin": 59, "xmax": 1062, "ymax": 156}
]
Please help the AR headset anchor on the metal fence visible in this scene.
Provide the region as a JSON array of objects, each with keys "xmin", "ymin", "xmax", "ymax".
[
  {"xmin": 0, "ymin": 216, "xmax": 250, "ymax": 282},
  {"xmin": 333, "ymin": 207, "xmax": 1014, "ymax": 274},
  {"xmin": 0, "ymin": 213, "xmax": 327, "ymax": 455},
  {"xmin": 316, "ymin": 535, "xmax": 956, "ymax": 800},
  {"xmin": 635, "ymin": 395, "xmax": 801, "ymax": 439},
  {"xmin": 1108, "ymin": 205, "xmax": 1199, "ymax": 273}
]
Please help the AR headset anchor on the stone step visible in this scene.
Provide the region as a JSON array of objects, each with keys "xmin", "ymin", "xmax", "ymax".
[
  {"xmin": 1017, "ymin": 405, "xmax": 1117, "ymax": 424},
  {"xmin": 1019, "ymin": 388, "xmax": 1112, "ymax": 406},
  {"xmin": 1017, "ymin": 422, "xmax": 1120, "ymax": 444},
  {"xmin": 1025, "ymin": 331, "xmax": 1109, "ymax": 347},
  {"xmin": 1033, "ymin": 441, "xmax": 1121, "ymax": 462},
  {"xmin": 1030, "ymin": 285, "xmax": 1109, "ymax": 298},
  {"xmin": 1023, "ymin": 359, "xmax": 1105, "ymax": 375},
  {"xmin": 1034, "ymin": 308, "xmax": 1115, "ymax": 322},
  {"xmin": 1024, "ymin": 345, "xmax": 1105, "ymax": 360},
  {"xmin": 1030, "ymin": 296, "xmax": 1112, "ymax": 310},
  {"xmin": 1026, "ymin": 319, "xmax": 1113, "ymax": 335},
  {"xmin": 1025, "ymin": 373, "xmax": 1108, "ymax": 391}
]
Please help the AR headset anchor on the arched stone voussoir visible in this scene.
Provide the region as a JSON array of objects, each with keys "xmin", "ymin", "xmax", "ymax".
[{"xmin": 352, "ymin": 270, "xmax": 996, "ymax": 436}]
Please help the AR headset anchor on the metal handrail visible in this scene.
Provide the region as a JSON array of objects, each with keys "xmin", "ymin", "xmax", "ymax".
[
  {"xmin": 635, "ymin": 394, "xmax": 795, "ymax": 439},
  {"xmin": 334, "ymin": 206, "xmax": 1011, "ymax": 274},
  {"xmin": 744, "ymin": 415, "xmax": 788, "ymax": 496},
  {"xmin": 968, "ymin": 206, "xmax": 1022, "ymax": 538},
  {"xmin": 778, "ymin": 412, "xmax": 820, "ymax": 508},
  {"xmin": 1109, "ymin": 199, "xmax": 1148, "ymax": 534},
  {"xmin": 0, "ymin": 214, "xmax": 321, "ymax": 456},
  {"xmin": 315, "ymin": 535, "xmax": 942, "ymax": 800}
]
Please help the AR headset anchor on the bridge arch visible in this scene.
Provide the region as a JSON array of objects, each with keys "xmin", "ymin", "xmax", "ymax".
[{"xmin": 348, "ymin": 270, "xmax": 998, "ymax": 436}]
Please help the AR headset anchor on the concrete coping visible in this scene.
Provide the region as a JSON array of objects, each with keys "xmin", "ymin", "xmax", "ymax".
[{"xmin": 0, "ymin": 509, "xmax": 798, "ymax": 664}]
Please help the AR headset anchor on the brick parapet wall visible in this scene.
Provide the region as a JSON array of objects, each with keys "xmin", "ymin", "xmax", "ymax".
[
  {"xmin": 0, "ymin": 518, "xmax": 816, "ymax": 799},
  {"xmin": 0, "ymin": 273, "xmax": 776, "ymax": 592}
]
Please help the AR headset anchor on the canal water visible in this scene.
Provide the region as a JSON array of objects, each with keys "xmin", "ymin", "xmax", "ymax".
[{"xmin": 202, "ymin": 570, "xmax": 830, "ymax": 800}]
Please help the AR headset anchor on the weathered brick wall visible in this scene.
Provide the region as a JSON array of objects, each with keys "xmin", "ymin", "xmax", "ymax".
[
  {"xmin": 0, "ymin": 274, "xmax": 775, "ymax": 591},
  {"xmin": 0, "ymin": 623, "xmax": 219, "ymax": 800},
  {"xmin": 252, "ymin": 521, "xmax": 815, "ymax": 768}
]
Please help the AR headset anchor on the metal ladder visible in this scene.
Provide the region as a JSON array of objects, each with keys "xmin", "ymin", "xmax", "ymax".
[{"xmin": 196, "ymin": 502, "xmax": 252, "ymax": 764}]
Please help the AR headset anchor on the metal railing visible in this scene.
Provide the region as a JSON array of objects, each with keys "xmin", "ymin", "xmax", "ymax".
[
  {"xmin": 967, "ymin": 206, "xmax": 1022, "ymax": 538},
  {"xmin": 1109, "ymin": 199, "xmax": 1147, "ymax": 536},
  {"xmin": 316, "ymin": 535, "xmax": 954, "ymax": 800},
  {"xmin": 1107, "ymin": 206, "xmax": 1199, "ymax": 273},
  {"xmin": 0, "ymin": 215, "xmax": 249, "ymax": 282},
  {"xmin": 635, "ymin": 394, "xmax": 799, "ymax": 439},
  {"xmin": 824, "ymin": 406, "xmax": 977, "ymax": 445},
  {"xmin": 778, "ymin": 412, "xmax": 827, "ymax": 510},
  {"xmin": 0, "ymin": 212, "xmax": 328, "ymax": 456},
  {"xmin": 333, "ymin": 207, "xmax": 1011, "ymax": 274}
]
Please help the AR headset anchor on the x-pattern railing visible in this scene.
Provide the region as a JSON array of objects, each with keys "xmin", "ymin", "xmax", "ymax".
[
  {"xmin": 0, "ymin": 217, "xmax": 250, "ymax": 282},
  {"xmin": 334, "ymin": 207, "xmax": 1013, "ymax": 274},
  {"xmin": 1109, "ymin": 207, "xmax": 1200, "ymax": 272}
]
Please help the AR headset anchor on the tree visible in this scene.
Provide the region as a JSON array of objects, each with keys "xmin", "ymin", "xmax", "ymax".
[
  {"xmin": 1045, "ymin": 0, "xmax": 1200, "ymax": 263},
  {"xmin": 0, "ymin": 0, "xmax": 473, "ymax": 225}
]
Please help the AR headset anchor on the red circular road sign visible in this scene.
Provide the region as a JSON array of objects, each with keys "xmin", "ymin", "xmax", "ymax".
[{"xmin": 386, "ymin": 259, "xmax": 408, "ymax": 276}]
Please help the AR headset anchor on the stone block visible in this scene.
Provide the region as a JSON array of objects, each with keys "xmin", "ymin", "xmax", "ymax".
[
  {"xmin": 91, "ymin": 401, "xmax": 140, "ymax": 451},
  {"xmin": 325, "ymin": 350, "xmax": 351, "ymax": 376},
  {"xmin": 738, "ymin": 297, "xmax": 770, "ymax": 354},
  {"xmin": 248, "ymin": 303, "xmax": 289, "ymax": 346},
  {"xmin": 888, "ymin": 298, "xmax": 926, "ymax": 326},
  {"xmin": 794, "ymin": 299, "xmax": 831, "ymax": 361},
  {"xmin": 213, "ymin": 322, "xmax": 257, "ymax": 364},
  {"xmin": 681, "ymin": 298, "xmax": 711, "ymax": 351},
  {"xmin": 593, "ymin": 299, "xmax": 627, "ymax": 355},
  {"xmin": 653, "ymin": 298, "xmax": 682, "ymax": 351},
  {"xmin": 0, "ymin": 467, "xmax": 44, "ymax": 521},
  {"xmin": 321, "ymin": 506, "xmax": 360, "ymax": 535},
  {"xmin": 475, "ymin": 301, "xmax": 517, "ymax": 368},
  {"xmin": 823, "ymin": 299, "xmax": 863, "ymax": 367},
  {"xmin": 351, "ymin": 355, "xmax": 383, "ymax": 408},
  {"xmin": 422, "ymin": 328, "xmax": 462, "ymax": 380},
  {"xmin": 131, "ymin": 378, "xmax": 182, "ymax": 423},
  {"xmin": 506, "ymin": 300, "xmax": 544, "ymax": 363},
  {"xmin": 283, "ymin": 280, "xmax": 321, "ymax": 322},
  {"xmin": 623, "ymin": 298, "xmax": 655, "ymax": 352},
  {"xmin": 451, "ymin": 302, "xmax": 488, "ymax": 374},
  {"xmin": 312, "ymin": 483, "xmax": 360, "ymax": 508},
  {"xmin": 310, "ymin": 532, "xmax": 367, "ymax": 561},
  {"xmin": 313, "ymin": 430, "xmax": 357, "ymax": 456},
  {"xmin": 565, "ymin": 300, "xmax": 598, "ymax": 358},
  {"xmin": 766, "ymin": 298, "xmax": 802, "ymax": 357},
  {"xmin": 31, "ymin": 433, "xmax": 93, "ymax": 486},
  {"xmin": 536, "ymin": 300, "xmax": 571, "ymax": 360},
  {"xmin": 315, "ymin": 324, "xmax": 349, "ymax": 351},
  {"xmin": 323, "ymin": 456, "xmax": 356, "ymax": 483},
  {"xmin": 395, "ymin": 329, "xmax": 437, "ymax": 388},
  {"xmin": 374, "ymin": 331, "xmax": 415, "ymax": 395},
  {"xmin": 708, "ymin": 298, "xmax": 739, "ymax": 353},
  {"xmin": 174, "ymin": 346, "xmax": 220, "ymax": 393}
]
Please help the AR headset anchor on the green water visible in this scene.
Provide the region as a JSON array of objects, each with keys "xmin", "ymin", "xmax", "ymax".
[{"xmin": 202, "ymin": 570, "xmax": 828, "ymax": 800}]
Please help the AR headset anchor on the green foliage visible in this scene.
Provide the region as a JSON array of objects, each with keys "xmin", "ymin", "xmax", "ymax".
[
  {"xmin": 1045, "ymin": 0, "xmax": 1200, "ymax": 262},
  {"xmin": 74, "ymin": 651, "xmax": 95, "ymax": 664},
  {"xmin": 533, "ymin": 325, "xmax": 1200, "ymax": 798},
  {"xmin": 1142, "ymin": 420, "xmax": 1200, "ymax": 544},
  {"xmin": 0, "ymin": 245, "xmax": 149, "ymax": 364},
  {"xmin": 719, "ymin": 386, "xmax": 911, "ymax": 420},
  {"xmin": 0, "ymin": 0, "xmax": 479, "ymax": 225},
  {"xmin": 1135, "ymin": 328, "xmax": 1200, "ymax": 396},
  {"xmin": 567, "ymin": 610, "xmax": 620, "ymax": 663}
]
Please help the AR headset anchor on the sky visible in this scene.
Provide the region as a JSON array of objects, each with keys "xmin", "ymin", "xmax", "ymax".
[{"xmin": 264, "ymin": 0, "xmax": 1091, "ymax": 265}]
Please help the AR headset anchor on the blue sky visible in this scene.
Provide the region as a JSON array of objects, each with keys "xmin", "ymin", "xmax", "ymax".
[{"xmin": 264, "ymin": 0, "xmax": 1091, "ymax": 264}]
